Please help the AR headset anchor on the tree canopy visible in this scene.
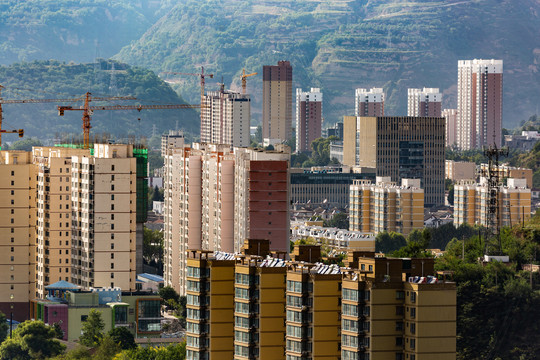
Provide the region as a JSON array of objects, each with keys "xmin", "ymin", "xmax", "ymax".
[
  {"xmin": 0, "ymin": 320, "xmax": 65, "ymax": 360},
  {"xmin": 79, "ymin": 309, "xmax": 105, "ymax": 347}
]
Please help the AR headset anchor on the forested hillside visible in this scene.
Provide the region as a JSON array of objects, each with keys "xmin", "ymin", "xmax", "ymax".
[
  {"xmin": 0, "ymin": 60, "xmax": 199, "ymax": 141},
  {"xmin": 115, "ymin": 0, "xmax": 540, "ymax": 126}
]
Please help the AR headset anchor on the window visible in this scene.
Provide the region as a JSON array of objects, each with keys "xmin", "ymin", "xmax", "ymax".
[
  {"xmin": 111, "ymin": 263, "xmax": 114, "ymax": 269},
  {"xmin": 396, "ymin": 337, "xmax": 403, "ymax": 346},
  {"xmin": 396, "ymin": 291, "xmax": 405, "ymax": 300}
]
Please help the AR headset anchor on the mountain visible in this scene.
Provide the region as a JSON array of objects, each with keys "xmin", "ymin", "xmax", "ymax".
[
  {"xmin": 0, "ymin": 59, "xmax": 199, "ymax": 141},
  {"xmin": 115, "ymin": 0, "xmax": 540, "ymax": 128},
  {"xmin": 0, "ymin": 0, "xmax": 175, "ymax": 65}
]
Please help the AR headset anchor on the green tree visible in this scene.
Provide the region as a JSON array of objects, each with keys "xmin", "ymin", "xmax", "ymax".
[
  {"xmin": 0, "ymin": 320, "xmax": 65, "ymax": 360},
  {"xmin": 92, "ymin": 335, "xmax": 121, "ymax": 360},
  {"xmin": 158, "ymin": 286, "xmax": 180, "ymax": 303},
  {"xmin": 9, "ymin": 138, "xmax": 42, "ymax": 151},
  {"xmin": 108, "ymin": 327, "xmax": 136, "ymax": 350},
  {"xmin": 324, "ymin": 212, "xmax": 349, "ymax": 229},
  {"xmin": 0, "ymin": 312, "xmax": 8, "ymax": 344},
  {"xmin": 79, "ymin": 309, "xmax": 105, "ymax": 347},
  {"xmin": 53, "ymin": 345, "xmax": 92, "ymax": 360},
  {"xmin": 375, "ymin": 231, "xmax": 407, "ymax": 254},
  {"xmin": 447, "ymin": 186, "xmax": 454, "ymax": 206},
  {"xmin": 255, "ymin": 125, "xmax": 262, "ymax": 144},
  {"xmin": 143, "ymin": 227, "xmax": 164, "ymax": 266},
  {"xmin": 51, "ymin": 323, "xmax": 63, "ymax": 340}
]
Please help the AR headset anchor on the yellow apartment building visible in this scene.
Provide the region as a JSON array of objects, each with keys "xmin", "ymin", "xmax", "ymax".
[
  {"xmin": 184, "ymin": 242, "xmax": 456, "ymax": 360},
  {"xmin": 350, "ymin": 177, "xmax": 424, "ymax": 236},
  {"xmin": 479, "ymin": 163, "xmax": 533, "ymax": 187},
  {"xmin": 454, "ymin": 177, "xmax": 531, "ymax": 228},
  {"xmin": 0, "ymin": 151, "xmax": 36, "ymax": 320}
]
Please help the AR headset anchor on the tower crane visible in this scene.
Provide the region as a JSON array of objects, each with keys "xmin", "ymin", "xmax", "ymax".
[
  {"xmin": 241, "ymin": 69, "xmax": 258, "ymax": 94},
  {"xmin": 58, "ymin": 92, "xmax": 200, "ymax": 149},
  {"xmin": 162, "ymin": 66, "xmax": 214, "ymax": 105},
  {"xmin": 0, "ymin": 84, "xmax": 133, "ymax": 149}
]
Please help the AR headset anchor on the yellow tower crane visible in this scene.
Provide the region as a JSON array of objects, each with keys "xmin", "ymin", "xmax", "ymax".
[
  {"xmin": 241, "ymin": 69, "xmax": 258, "ymax": 94},
  {"xmin": 58, "ymin": 92, "xmax": 200, "ymax": 149}
]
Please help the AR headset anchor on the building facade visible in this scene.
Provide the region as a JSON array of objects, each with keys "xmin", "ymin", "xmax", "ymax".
[
  {"xmin": 457, "ymin": 59, "xmax": 503, "ymax": 150},
  {"xmin": 479, "ymin": 163, "xmax": 533, "ymax": 188},
  {"xmin": 201, "ymin": 87, "xmax": 251, "ymax": 147},
  {"xmin": 184, "ymin": 240, "xmax": 456, "ymax": 360},
  {"xmin": 442, "ymin": 109, "xmax": 458, "ymax": 148},
  {"xmin": 407, "ymin": 88, "xmax": 442, "ymax": 117},
  {"xmin": 454, "ymin": 178, "xmax": 531, "ymax": 227},
  {"xmin": 70, "ymin": 144, "xmax": 138, "ymax": 291},
  {"xmin": 295, "ymin": 87, "xmax": 322, "ymax": 153},
  {"xmin": 344, "ymin": 116, "xmax": 445, "ymax": 207},
  {"xmin": 355, "ymin": 88, "xmax": 384, "ymax": 117},
  {"xmin": 163, "ymin": 143, "xmax": 290, "ymax": 295},
  {"xmin": 349, "ymin": 178, "xmax": 425, "ymax": 236},
  {"xmin": 0, "ymin": 151, "xmax": 36, "ymax": 320},
  {"xmin": 445, "ymin": 160, "xmax": 476, "ymax": 182},
  {"xmin": 290, "ymin": 167, "xmax": 375, "ymax": 209},
  {"xmin": 262, "ymin": 61, "xmax": 293, "ymax": 146}
]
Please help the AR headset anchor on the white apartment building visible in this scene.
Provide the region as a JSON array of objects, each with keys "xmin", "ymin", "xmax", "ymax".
[
  {"xmin": 354, "ymin": 88, "xmax": 384, "ymax": 117},
  {"xmin": 407, "ymin": 88, "xmax": 442, "ymax": 117}
]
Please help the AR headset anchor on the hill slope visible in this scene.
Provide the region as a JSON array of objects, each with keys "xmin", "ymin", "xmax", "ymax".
[
  {"xmin": 115, "ymin": 0, "xmax": 540, "ymax": 127},
  {"xmin": 0, "ymin": 60, "xmax": 199, "ymax": 141},
  {"xmin": 0, "ymin": 0, "xmax": 174, "ymax": 64}
]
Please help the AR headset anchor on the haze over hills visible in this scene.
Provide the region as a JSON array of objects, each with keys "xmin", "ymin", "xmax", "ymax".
[
  {"xmin": 0, "ymin": 0, "xmax": 539, "ymax": 136},
  {"xmin": 115, "ymin": 0, "xmax": 540, "ymax": 127}
]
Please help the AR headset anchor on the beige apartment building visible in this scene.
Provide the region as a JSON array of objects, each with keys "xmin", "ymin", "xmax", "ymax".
[
  {"xmin": 454, "ymin": 178, "xmax": 531, "ymax": 228},
  {"xmin": 343, "ymin": 116, "xmax": 445, "ymax": 207},
  {"xmin": 442, "ymin": 109, "xmax": 458, "ymax": 147},
  {"xmin": 0, "ymin": 151, "xmax": 36, "ymax": 320},
  {"xmin": 201, "ymin": 87, "xmax": 251, "ymax": 147},
  {"xmin": 33, "ymin": 146, "xmax": 89, "ymax": 299},
  {"xmin": 262, "ymin": 61, "xmax": 293, "ymax": 146},
  {"xmin": 479, "ymin": 163, "xmax": 533, "ymax": 187},
  {"xmin": 445, "ymin": 160, "xmax": 476, "ymax": 181},
  {"xmin": 71, "ymin": 144, "xmax": 138, "ymax": 291},
  {"xmin": 349, "ymin": 177, "xmax": 424, "ymax": 236}
]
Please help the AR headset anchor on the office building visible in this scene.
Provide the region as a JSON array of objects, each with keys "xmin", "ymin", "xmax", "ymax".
[
  {"xmin": 70, "ymin": 144, "xmax": 139, "ymax": 291},
  {"xmin": 454, "ymin": 178, "xmax": 531, "ymax": 227},
  {"xmin": 445, "ymin": 160, "xmax": 476, "ymax": 182},
  {"xmin": 290, "ymin": 166, "xmax": 375, "ymax": 209},
  {"xmin": 349, "ymin": 178, "xmax": 425, "ymax": 236},
  {"xmin": 457, "ymin": 59, "xmax": 503, "ymax": 150},
  {"xmin": 295, "ymin": 87, "xmax": 322, "ymax": 153},
  {"xmin": 163, "ymin": 142, "xmax": 290, "ymax": 295},
  {"xmin": 407, "ymin": 88, "xmax": 442, "ymax": 117},
  {"xmin": 184, "ymin": 240, "xmax": 456, "ymax": 360},
  {"xmin": 344, "ymin": 116, "xmax": 445, "ymax": 207},
  {"xmin": 442, "ymin": 109, "xmax": 458, "ymax": 147},
  {"xmin": 262, "ymin": 61, "xmax": 293, "ymax": 146},
  {"xmin": 355, "ymin": 88, "xmax": 384, "ymax": 117},
  {"xmin": 0, "ymin": 151, "xmax": 36, "ymax": 320},
  {"xmin": 201, "ymin": 86, "xmax": 251, "ymax": 147}
]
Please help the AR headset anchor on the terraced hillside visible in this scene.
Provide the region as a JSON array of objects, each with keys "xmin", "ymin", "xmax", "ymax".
[{"xmin": 116, "ymin": 0, "xmax": 540, "ymax": 127}]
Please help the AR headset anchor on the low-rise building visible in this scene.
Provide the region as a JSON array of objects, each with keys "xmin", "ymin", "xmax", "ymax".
[
  {"xmin": 479, "ymin": 163, "xmax": 533, "ymax": 187},
  {"xmin": 504, "ymin": 131, "xmax": 540, "ymax": 151},
  {"xmin": 454, "ymin": 178, "xmax": 531, "ymax": 227},
  {"xmin": 349, "ymin": 177, "xmax": 425, "ymax": 236},
  {"xmin": 31, "ymin": 282, "xmax": 161, "ymax": 341}
]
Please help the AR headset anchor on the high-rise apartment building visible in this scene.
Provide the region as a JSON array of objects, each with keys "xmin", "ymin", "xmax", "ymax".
[
  {"xmin": 349, "ymin": 178, "xmax": 424, "ymax": 236},
  {"xmin": 457, "ymin": 59, "xmax": 503, "ymax": 150},
  {"xmin": 295, "ymin": 87, "xmax": 322, "ymax": 153},
  {"xmin": 201, "ymin": 86, "xmax": 251, "ymax": 147},
  {"xmin": 454, "ymin": 178, "xmax": 531, "ymax": 227},
  {"xmin": 262, "ymin": 61, "xmax": 293, "ymax": 146},
  {"xmin": 407, "ymin": 88, "xmax": 442, "ymax": 117},
  {"xmin": 355, "ymin": 88, "xmax": 384, "ymax": 117},
  {"xmin": 33, "ymin": 146, "xmax": 89, "ymax": 299},
  {"xmin": 343, "ymin": 116, "xmax": 445, "ymax": 207},
  {"xmin": 442, "ymin": 109, "xmax": 458, "ymax": 147},
  {"xmin": 71, "ymin": 144, "xmax": 138, "ymax": 291},
  {"xmin": 184, "ymin": 240, "xmax": 457, "ymax": 360},
  {"xmin": 0, "ymin": 151, "xmax": 36, "ymax": 320},
  {"xmin": 163, "ymin": 142, "xmax": 290, "ymax": 295}
]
